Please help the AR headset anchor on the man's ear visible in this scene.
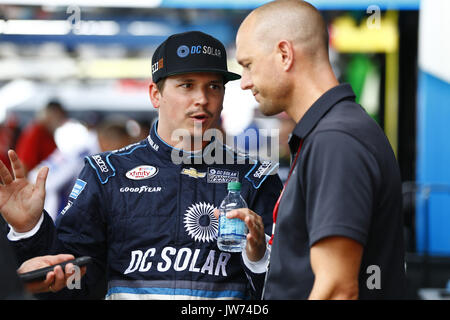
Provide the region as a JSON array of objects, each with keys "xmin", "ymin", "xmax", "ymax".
[
  {"xmin": 276, "ymin": 40, "xmax": 294, "ymax": 72},
  {"xmin": 149, "ymin": 82, "xmax": 161, "ymax": 109}
]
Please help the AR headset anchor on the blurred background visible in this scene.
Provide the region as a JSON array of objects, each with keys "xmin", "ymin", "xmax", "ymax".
[{"xmin": 0, "ymin": 0, "xmax": 449, "ymax": 299}]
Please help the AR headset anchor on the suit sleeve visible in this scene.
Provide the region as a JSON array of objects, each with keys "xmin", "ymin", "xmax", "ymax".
[{"xmin": 243, "ymin": 171, "xmax": 283, "ymax": 299}]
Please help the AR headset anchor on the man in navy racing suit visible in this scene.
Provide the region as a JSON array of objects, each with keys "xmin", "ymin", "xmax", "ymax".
[{"xmin": 0, "ymin": 31, "xmax": 283, "ymax": 300}]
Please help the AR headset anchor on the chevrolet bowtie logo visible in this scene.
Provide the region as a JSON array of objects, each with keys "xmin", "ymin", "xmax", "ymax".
[{"xmin": 181, "ymin": 168, "xmax": 207, "ymax": 179}]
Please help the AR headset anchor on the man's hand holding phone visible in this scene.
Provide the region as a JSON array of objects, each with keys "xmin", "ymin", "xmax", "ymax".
[{"xmin": 17, "ymin": 254, "xmax": 88, "ymax": 294}]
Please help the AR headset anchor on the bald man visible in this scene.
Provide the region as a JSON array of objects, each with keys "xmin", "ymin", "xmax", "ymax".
[{"xmin": 235, "ymin": 0, "xmax": 406, "ymax": 299}]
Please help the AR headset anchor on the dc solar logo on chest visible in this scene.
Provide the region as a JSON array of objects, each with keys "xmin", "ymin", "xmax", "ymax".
[
  {"xmin": 184, "ymin": 202, "xmax": 218, "ymax": 243},
  {"xmin": 177, "ymin": 45, "xmax": 190, "ymax": 58}
]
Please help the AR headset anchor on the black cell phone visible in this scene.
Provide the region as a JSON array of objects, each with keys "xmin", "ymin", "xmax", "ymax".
[{"xmin": 18, "ymin": 256, "xmax": 92, "ymax": 283}]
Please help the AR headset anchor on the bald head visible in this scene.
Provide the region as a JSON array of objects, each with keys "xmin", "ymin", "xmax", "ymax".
[
  {"xmin": 236, "ymin": 0, "xmax": 338, "ymax": 122},
  {"xmin": 239, "ymin": 0, "xmax": 329, "ymax": 61}
]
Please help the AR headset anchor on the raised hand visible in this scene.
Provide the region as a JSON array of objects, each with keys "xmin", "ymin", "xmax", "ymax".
[{"xmin": 0, "ymin": 150, "xmax": 48, "ymax": 233}]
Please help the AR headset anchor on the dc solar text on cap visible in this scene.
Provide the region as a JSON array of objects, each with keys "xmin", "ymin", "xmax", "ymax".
[{"xmin": 151, "ymin": 31, "xmax": 241, "ymax": 84}]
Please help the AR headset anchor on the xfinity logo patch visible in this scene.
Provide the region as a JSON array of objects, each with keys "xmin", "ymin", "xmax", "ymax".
[{"xmin": 126, "ymin": 165, "xmax": 158, "ymax": 180}]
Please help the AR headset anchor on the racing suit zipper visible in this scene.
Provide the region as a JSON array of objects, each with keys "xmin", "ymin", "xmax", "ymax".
[
  {"xmin": 176, "ymin": 165, "xmax": 182, "ymax": 245},
  {"xmin": 175, "ymin": 164, "xmax": 183, "ymax": 294}
]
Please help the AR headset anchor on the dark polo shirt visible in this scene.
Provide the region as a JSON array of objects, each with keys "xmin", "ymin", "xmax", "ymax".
[{"xmin": 264, "ymin": 84, "xmax": 406, "ymax": 299}]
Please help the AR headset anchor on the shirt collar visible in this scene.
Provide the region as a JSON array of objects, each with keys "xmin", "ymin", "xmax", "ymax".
[
  {"xmin": 147, "ymin": 120, "xmax": 219, "ymax": 164},
  {"xmin": 288, "ymin": 83, "xmax": 356, "ymax": 153}
]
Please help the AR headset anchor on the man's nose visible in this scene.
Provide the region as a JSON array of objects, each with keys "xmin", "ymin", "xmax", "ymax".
[
  {"xmin": 194, "ymin": 88, "xmax": 208, "ymax": 106},
  {"xmin": 240, "ymin": 70, "xmax": 253, "ymax": 91}
]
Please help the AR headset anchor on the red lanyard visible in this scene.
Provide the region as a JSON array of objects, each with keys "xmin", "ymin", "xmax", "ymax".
[{"xmin": 269, "ymin": 140, "xmax": 303, "ymax": 245}]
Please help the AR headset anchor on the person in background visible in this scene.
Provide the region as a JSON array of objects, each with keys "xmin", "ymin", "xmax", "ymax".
[
  {"xmin": 27, "ymin": 116, "xmax": 136, "ymax": 221},
  {"xmin": 96, "ymin": 116, "xmax": 136, "ymax": 152},
  {"xmin": 15, "ymin": 100, "xmax": 67, "ymax": 174}
]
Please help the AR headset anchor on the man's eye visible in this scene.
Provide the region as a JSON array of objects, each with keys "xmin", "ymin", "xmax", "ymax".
[
  {"xmin": 180, "ymin": 83, "xmax": 192, "ymax": 88},
  {"xmin": 210, "ymin": 84, "xmax": 222, "ymax": 90}
]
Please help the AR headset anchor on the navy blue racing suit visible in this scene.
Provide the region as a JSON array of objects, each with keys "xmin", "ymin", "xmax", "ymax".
[{"xmin": 9, "ymin": 122, "xmax": 282, "ymax": 300}]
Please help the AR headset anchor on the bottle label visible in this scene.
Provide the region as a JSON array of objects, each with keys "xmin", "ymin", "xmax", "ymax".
[{"xmin": 219, "ymin": 214, "xmax": 246, "ymax": 237}]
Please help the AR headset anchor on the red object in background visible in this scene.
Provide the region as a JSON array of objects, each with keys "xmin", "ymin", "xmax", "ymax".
[
  {"xmin": 0, "ymin": 133, "xmax": 10, "ymax": 169},
  {"xmin": 117, "ymin": 79, "xmax": 150, "ymax": 92},
  {"xmin": 0, "ymin": 115, "xmax": 20, "ymax": 171},
  {"xmin": 15, "ymin": 122, "xmax": 57, "ymax": 172}
]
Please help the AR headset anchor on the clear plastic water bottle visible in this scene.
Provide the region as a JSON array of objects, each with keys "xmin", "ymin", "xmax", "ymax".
[{"xmin": 217, "ymin": 181, "xmax": 248, "ymax": 252}]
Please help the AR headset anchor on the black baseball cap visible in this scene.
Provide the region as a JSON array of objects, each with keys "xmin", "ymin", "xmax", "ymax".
[{"xmin": 151, "ymin": 31, "xmax": 241, "ymax": 84}]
